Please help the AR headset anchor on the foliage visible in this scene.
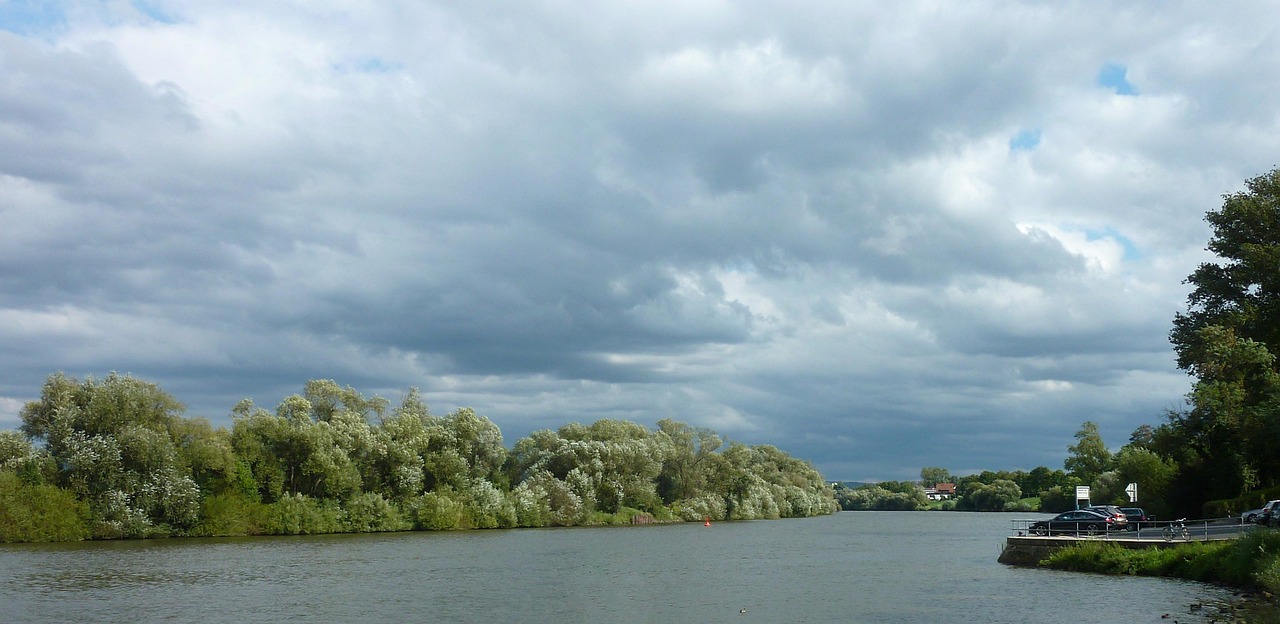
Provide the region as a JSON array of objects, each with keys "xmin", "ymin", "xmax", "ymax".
[
  {"xmin": 1172, "ymin": 168, "xmax": 1280, "ymax": 371},
  {"xmin": 1064, "ymin": 421, "xmax": 1111, "ymax": 485},
  {"xmin": 836, "ymin": 482, "xmax": 927, "ymax": 511},
  {"xmin": 260, "ymin": 493, "xmax": 344, "ymax": 535},
  {"xmin": 341, "ymin": 492, "xmax": 411, "ymax": 533},
  {"xmin": 0, "ymin": 472, "xmax": 90, "ymax": 542},
  {"xmin": 956, "ymin": 479, "xmax": 1021, "ymax": 511},
  {"xmin": 18, "ymin": 372, "xmax": 202, "ymax": 536},
  {"xmin": 193, "ymin": 492, "xmax": 267, "ymax": 537},
  {"xmin": 2, "ymin": 373, "xmax": 836, "ymax": 542},
  {"xmin": 1038, "ymin": 485, "xmax": 1077, "ymax": 513},
  {"xmin": 919, "ymin": 467, "xmax": 953, "ymax": 488},
  {"xmin": 1041, "ymin": 530, "xmax": 1280, "ymax": 592},
  {"xmin": 1204, "ymin": 483, "xmax": 1280, "ymax": 519},
  {"xmin": 1111, "ymin": 447, "xmax": 1176, "ymax": 518},
  {"xmin": 1155, "ymin": 168, "xmax": 1280, "ymax": 512}
]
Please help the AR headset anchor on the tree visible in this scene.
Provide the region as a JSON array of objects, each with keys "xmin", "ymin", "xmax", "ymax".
[
  {"xmin": 1163, "ymin": 326, "xmax": 1280, "ymax": 498},
  {"xmin": 1128, "ymin": 424, "xmax": 1156, "ymax": 449},
  {"xmin": 18, "ymin": 372, "xmax": 200, "ymax": 536},
  {"xmin": 1064, "ymin": 421, "xmax": 1112, "ymax": 485},
  {"xmin": 963, "ymin": 479, "xmax": 1022, "ymax": 511},
  {"xmin": 1039, "ymin": 485, "xmax": 1076, "ymax": 513},
  {"xmin": 1172, "ymin": 168, "xmax": 1280, "ymax": 370},
  {"xmin": 655, "ymin": 419, "xmax": 721, "ymax": 503},
  {"xmin": 1113, "ymin": 446, "xmax": 1176, "ymax": 519},
  {"xmin": 1157, "ymin": 168, "xmax": 1280, "ymax": 511},
  {"xmin": 1019, "ymin": 466, "xmax": 1072, "ymax": 498},
  {"xmin": 919, "ymin": 467, "xmax": 953, "ymax": 488}
]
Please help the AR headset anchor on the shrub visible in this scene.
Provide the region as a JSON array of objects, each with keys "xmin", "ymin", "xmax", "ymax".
[
  {"xmin": 0, "ymin": 472, "xmax": 90, "ymax": 542},
  {"xmin": 1043, "ymin": 530, "xmax": 1280, "ymax": 590},
  {"xmin": 406, "ymin": 491, "xmax": 468, "ymax": 530},
  {"xmin": 260, "ymin": 493, "xmax": 343, "ymax": 535},
  {"xmin": 341, "ymin": 492, "xmax": 410, "ymax": 533},
  {"xmin": 194, "ymin": 492, "xmax": 267, "ymax": 536}
]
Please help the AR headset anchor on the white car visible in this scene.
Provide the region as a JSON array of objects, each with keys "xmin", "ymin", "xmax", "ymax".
[{"xmin": 1248, "ymin": 500, "xmax": 1280, "ymax": 524}]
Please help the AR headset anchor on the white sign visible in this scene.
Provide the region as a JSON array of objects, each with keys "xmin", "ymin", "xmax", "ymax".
[
  {"xmin": 1076, "ymin": 485, "xmax": 1090, "ymax": 500},
  {"xmin": 1125, "ymin": 482, "xmax": 1138, "ymax": 503}
]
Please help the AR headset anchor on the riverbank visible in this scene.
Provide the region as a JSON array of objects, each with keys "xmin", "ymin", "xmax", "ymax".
[{"xmin": 1037, "ymin": 531, "xmax": 1280, "ymax": 622}]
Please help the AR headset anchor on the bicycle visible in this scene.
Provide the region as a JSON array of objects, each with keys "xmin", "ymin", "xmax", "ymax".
[{"xmin": 1162, "ymin": 518, "xmax": 1190, "ymax": 541}]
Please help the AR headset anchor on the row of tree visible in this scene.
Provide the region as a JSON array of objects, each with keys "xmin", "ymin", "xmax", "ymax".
[{"xmin": 0, "ymin": 374, "xmax": 836, "ymax": 542}]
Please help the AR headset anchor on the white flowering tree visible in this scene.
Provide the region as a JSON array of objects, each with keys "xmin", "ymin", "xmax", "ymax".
[{"xmin": 18, "ymin": 372, "xmax": 202, "ymax": 536}]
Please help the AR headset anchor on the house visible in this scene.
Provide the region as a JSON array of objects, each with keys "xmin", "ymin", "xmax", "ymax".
[{"xmin": 925, "ymin": 482, "xmax": 956, "ymax": 500}]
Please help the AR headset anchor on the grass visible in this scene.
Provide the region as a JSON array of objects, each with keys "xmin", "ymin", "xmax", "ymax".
[{"xmin": 1041, "ymin": 530, "xmax": 1280, "ymax": 591}]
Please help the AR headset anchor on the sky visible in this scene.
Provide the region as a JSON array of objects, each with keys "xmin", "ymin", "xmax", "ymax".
[{"xmin": 2, "ymin": 1, "xmax": 1278, "ymax": 482}]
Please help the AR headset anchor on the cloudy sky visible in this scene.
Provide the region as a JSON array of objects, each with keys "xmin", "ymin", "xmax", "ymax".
[{"xmin": 2, "ymin": 1, "xmax": 1277, "ymax": 482}]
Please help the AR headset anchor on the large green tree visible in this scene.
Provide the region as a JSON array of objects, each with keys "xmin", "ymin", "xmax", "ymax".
[
  {"xmin": 1164, "ymin": 168, "xmax": 1280, "ymax": 506},
  {"xmin": 1172, "ymin": 168, "xmax": 1280, "ymax": 368}
]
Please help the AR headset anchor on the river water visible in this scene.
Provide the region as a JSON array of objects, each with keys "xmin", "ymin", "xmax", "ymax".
[{"xmin": 0, "ymin": 511, "xmax": 1240, "ymax": 623}]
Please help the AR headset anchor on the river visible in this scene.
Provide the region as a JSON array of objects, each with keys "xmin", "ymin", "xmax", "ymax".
[{"xmin": 0, "ymin": 511, "xmax": 1241, "ymax": 623}]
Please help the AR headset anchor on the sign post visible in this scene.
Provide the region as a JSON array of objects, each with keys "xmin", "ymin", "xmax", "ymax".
[
  {"xmin": 1125, "ymin": 482, "xmax": 1138, "ymax": 503},
  {"xmin": 1075, "ymin": 485, "xmax": 1090, "ymax": 509}
]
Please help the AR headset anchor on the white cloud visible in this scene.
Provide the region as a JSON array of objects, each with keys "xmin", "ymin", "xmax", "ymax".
[
  {"xmin": 632, "ymin": 39, "xmax": 848, "ymax": 115},
  {"xmin": 1, "ymin": 1, "xmax": 1277, "ymax": 480}
]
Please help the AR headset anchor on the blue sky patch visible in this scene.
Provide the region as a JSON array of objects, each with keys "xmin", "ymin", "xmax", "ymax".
[
  {"xmin": 1086, "ymin": 226, "xmax": 1141, "ymax": 260},
  {"xmin": 132, "ymin": 1, "xmax": 178, "ymax": 24},
  {"xmin": 0, "ymin": 0, "xmax": 66, "ymax": 36},
  {"xmin": 1009, "ymin": 128, "xmax": 1042, "ymax": 151},
  {"xmin": 1098, "ymin": 62, "xmax": 1138, "ymax": 95},
  {"xmin": 332, "ymin": 57, "xmax": 403, "ymax": 74}
]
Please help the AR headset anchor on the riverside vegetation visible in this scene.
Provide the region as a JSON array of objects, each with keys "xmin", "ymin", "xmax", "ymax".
[
  {"xmin": 0, "ymin": 374, "xmax": 836, "ymax": 543},
  {"xmin": 1040, "ymin": 533, "xmax": 1280, "ymax": 621}
]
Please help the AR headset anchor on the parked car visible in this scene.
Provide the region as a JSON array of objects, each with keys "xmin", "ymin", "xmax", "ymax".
[
  {"xmin": 1258, "ymin": 500, "xmax": 1280, "ymax": 526},
  {"xmin": 1083, "ymin": 505, "xmax": 1129, "ymax": 530},
  {"xmin": 1029, "ymin": 509, "xmax": 1119, "ymax": 536},
  {"xmin": 1119, "ymin": 507, "xmax": 1152, "ymax": 529},
  {"xmin": 1243, "ymin": 507, "xmax": 1265, "ymax": 523}
]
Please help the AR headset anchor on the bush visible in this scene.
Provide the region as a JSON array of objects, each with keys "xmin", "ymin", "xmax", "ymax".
[
  {"xmin": 1043, "ymin": 530, "xmax": 1280, "ymax": 590},
  {"xmin": 1207, "ymin": 485, "xmax": 1280, "ymax": 519},
  {"xmin": 260, "ymin": 493, "xmax": 343, "ymax": 535},
  {"xmin": 193, "ymin": 492, "xmax": 267, "ymax": 536},
  {"xmin": 1039, "ymin": 485, "xmax": 1077, "ymax": 513},
  {"xmin": 0, "ymin": 472, "xmax": 90, "ymax": 542},
  {"xmin": 341, "ymin": 492, "xmax": 410, "ymax": 533},
  {"xmin": 405, "ymin": 491, "xmax": 468, "ymax": 530}
]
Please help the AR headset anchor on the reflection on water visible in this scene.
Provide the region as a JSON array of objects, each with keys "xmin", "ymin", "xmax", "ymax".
[{"xmin": 0, "ymin": 513, "xmax": 1244, "ymax": 623}]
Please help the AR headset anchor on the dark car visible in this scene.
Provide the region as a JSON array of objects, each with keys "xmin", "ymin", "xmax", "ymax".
[
  {"xmin": 1029, "ymin": 509, "xmax": 1118, "ymax": 536},
  {"xmin": 1084, "ymin": 505, "xmax": 1129, "ymax": 530},
  {"xmin": 1119, "ymin": 507, "xmax": 1152, "ymax": 530}
]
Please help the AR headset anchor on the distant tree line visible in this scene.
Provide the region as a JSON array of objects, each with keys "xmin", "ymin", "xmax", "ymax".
[
  {"xmin": 0, "ymin": 374, "xmax": 836, "ymax": 542},
  {"xmin": 834, "ymin": 466, "xmax": 1075, "ymax": 513}
]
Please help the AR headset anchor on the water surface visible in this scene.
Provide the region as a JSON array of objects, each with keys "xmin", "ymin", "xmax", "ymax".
[{"xmin": 0, "ymin": 511, "xmax": 1235, "ymax": 623}]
